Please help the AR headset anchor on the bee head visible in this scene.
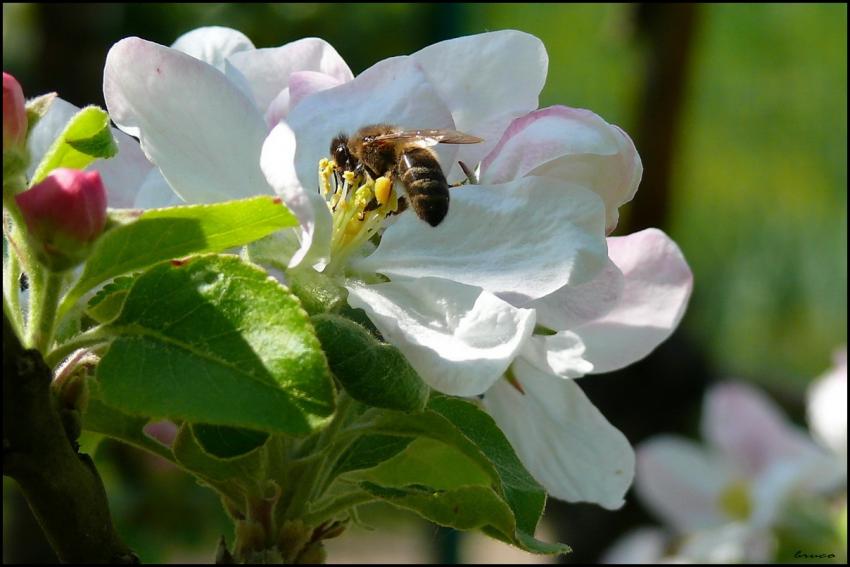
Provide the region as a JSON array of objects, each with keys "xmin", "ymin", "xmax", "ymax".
[{"xmin": 330, "ymin": 134, "xmax": 354, "ymax": 172}]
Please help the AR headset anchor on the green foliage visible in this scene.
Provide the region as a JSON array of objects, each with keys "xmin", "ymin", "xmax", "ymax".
[
  {"xmin": 312, "ymin": 314, "xmax": 429, "ymax": 412},
  {"xmin": 96, "ymin": 254, "xmax": 335, "ymax": 435},
  {"xmin": 61, "ymin": 196, "xmax": 298, "ymax": 313},
  {"xmin": 30, "ymin": 106, "xmax": 117, "ymax": 184},
  {"xmin": 333, "ymin": 396, "xmax": 568, "ymax": 554}
]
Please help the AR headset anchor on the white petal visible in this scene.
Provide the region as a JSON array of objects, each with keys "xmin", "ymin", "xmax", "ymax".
[
  {"xmin": 702, "ymin": 382, "xmax": 829, "ymax": 476},
  {"xmin": 480, "ymin": 106, "xmax": 642, "ymax": 234},
  {"xmin": 411, "ymin": 30, "xmax": 548, "ymax": 176},
  {"xmin": 483, "ymin": 360, "xmax": 634, "ymax": 509},
  {"xmin": 286, "ymin": 56, "xmax": 456, "ymax": 196},
  {"xmin": 346, "ymin": 277, "xmax": 535, "ymax": 397},
  {"xmin": 576, "ymin": 229, "xmax": 693, "ymax": 374},
  {"xmin": 225, "ymin": 38, "xmax": 353, "ymax": 115},
  {"xmin": 677, "ymin": 523, "xmax": 774, "ymax": 564},
  {"xmin": 170, "ymin": 26, "xmax": 254, "ymax": 72},
  {"xmin": 264, "ymin": 71, "xmax": 344, "ymax": 129},
  {"xmin": 635, "ymin": 436, "xmax": 733, "ymax": 532},
  {"xmin": 519, "ymin": 332, "xmax": 593, "ymax": 379},
  {"xmin": 260, "ymin": 122, "xmax": 332, "ymax": 269},
  {"xmin": 601, "ymin": 528, "xmax": 668, "ymax": 564},
  {"xmin": 807, "ymin": 348, "xmax": 847, "ymax": 457},
  {"xmin": 528, "ymin": 257, "xmax": 624, "ymax": 331},
  {"xmin": 354, "ymin": 176, "xmax": 607, "ymax": 300},
  {"xmin": 104, "ymin": 37, "xmax": 271, "ymax": 203},
  {"xmin": 26, "ymin": 97, "xmax": 153, "ymax": 208},
  {"xmin": 132, "ymin": 168, "xmax": 184, "ymax": 209}
]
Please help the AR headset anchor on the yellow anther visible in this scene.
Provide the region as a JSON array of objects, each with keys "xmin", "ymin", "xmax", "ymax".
[
  {"xmin": 319, "ymin": 158, "xmax": 329, "ymax": 169},
  {"xmin": 343, "ymin": 171, "xmax": 357, "ymax": 185},
  {"xmin": 374, "ymin": 176, "xmax": 392, "ymax": 205}
]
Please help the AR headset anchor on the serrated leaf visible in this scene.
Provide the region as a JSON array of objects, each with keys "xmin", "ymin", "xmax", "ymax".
[
  {"xmin": 60, "ymin": 196, "xmax": 298, "ymax": 315},
  {"xmin": 97, "ymin": 254, "xmax": 335, "ymax": 435},
  {"xmin": 86, "ymin": 275, "xmax": 136, "ymax": 323},
  {"xmin": 31, "ymin": 105, "xmax": 117, "ymax": 184},
  {"xmin": 312, "ymin": 314, "xmax": 429, "ymax": 412},
  {"xmin": 359, "ymin": 481, "xmax": 517, "ymax": 534},
  {"xmin": 341, "ymin": 397, "xmax": 568, "ymax": 554},
  {"xmin": 192, "ymin": 424, "xmax": 269, "ymax": 459}
]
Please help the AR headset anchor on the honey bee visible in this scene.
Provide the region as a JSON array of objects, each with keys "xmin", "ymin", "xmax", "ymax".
[{"xmin": 330, "ymin": 124, "xmax": 482, "ymax": 226}]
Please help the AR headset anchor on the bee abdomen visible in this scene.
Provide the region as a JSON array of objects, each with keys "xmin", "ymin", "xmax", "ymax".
[{"xmin": 398, "ymin": 148, "xmax": 449, "ymax": 226}]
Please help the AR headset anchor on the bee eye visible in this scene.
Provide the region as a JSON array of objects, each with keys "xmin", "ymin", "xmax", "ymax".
[{"xmin": 333, "ymin": 144, "xmax": 350, "ymax": 169}]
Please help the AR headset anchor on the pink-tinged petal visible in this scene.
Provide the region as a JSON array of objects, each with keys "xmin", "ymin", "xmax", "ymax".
[
  {"xmin": 601, "ymin": 528, "xmax": 668, "ymax": 564},
  {"xmin": 264, "ymin": 71, "xmax": 344, "ymax": 128},
  {"xmin": 104, "ymin": 37, "xmax": 271, "ymax": 203},
  {"xmin": 286, "ymin": 56, "xmax": 456, "ymax": 198},
  {"xmin": 636, "ymin": 436, "xmax": 733, "ymax": 532},
  {"xmin": 260, "ymin": 122, "xmax": 332, "ymax": 269},
  {"xmin": 225, "ymin": 38, "xmax": 353, "ymax": 115},
  {"xmin": 702, "ymin": 382, "xmax": 827, "ymax": 476},
  {"xmin": 480, "ymin": 106, "xmax": 642, "ymax": 234},
  {"xmin": 354, "ymin": 177, "xmax": 607, "ymax": 300},
  {"xmin": 26, "ymin": 97, "xmax": 153, "ymax": 208},
  {"xmin": 483, "ymin": 360, "xmax": 634, "ymax": 509},
  {"xmin": 576, "ymin": 228, "xmax": 693, "ymax": 374},
  {"xmin": 411, "ymin": 30, "xmax": 547, "ymax": 176},
  {"xmin": 527, "ymin": 258, "xmax": 624, "ymax": 331},
  {"xmin": 346, "ymin": 277, "xmax": 535, "ymax": 397},
  {"xmin": 170, "ymin": 26, "xmax": 254, "ymax": 71},
  {"xmin": 519, "ymin": 332, "xmax": 593, "ymax": 379},
  {"xmin": 807, "ymin": 347, "xmax": 847, "ymax": 457}
]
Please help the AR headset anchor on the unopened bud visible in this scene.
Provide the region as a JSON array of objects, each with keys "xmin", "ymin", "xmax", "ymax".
[
  {"xmin": 3, "ymin": 72, "xmax": 27, "ymax": 150},
  {"xmin": 15, "ymin": 168, "xmax": 107, "ymax": 271},
  {"xmin": 3, "ymin": 72, "xmax": 29, "ymax": 179}
]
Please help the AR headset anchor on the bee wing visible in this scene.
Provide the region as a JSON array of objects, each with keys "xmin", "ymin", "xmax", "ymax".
[{"xmin": 371, "ymin": 129, "xmax": 483, "ymax": 147}]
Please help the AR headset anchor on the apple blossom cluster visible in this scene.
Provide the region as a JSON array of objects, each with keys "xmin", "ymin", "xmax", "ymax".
[
  {"xmin": 27, "ymin": 27, "xmax": 693, "ymax": 511},
  {"xmin": 604, "ymin": 350, "xmax": 847, "ymax": 563}
]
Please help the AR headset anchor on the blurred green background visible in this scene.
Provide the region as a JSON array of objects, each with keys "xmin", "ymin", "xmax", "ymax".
[{"xmin": 3, "ymin": 3, "xmax": 846, "ymax": 563}]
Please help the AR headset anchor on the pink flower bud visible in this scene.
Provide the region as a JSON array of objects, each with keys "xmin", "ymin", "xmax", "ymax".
[
  {"xmin": 15, "ymin": 168, "xmax": 107, "ymax": 270},
  {"xmin": 3, "ymin": 72, "xmax": 27, "ymax": 151}
]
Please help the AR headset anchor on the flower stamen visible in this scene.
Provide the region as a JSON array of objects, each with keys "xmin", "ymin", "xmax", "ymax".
[{"xmin": 319, "ymin": 159, "xmax": 401, "ymax": 273}]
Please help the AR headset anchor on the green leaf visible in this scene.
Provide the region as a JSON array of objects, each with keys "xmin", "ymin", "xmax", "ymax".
[
  {"xmin": 311, "ymin": 314, "xmax": 429, "ymax": 412},
  {"xmin": 30, "ymin": 105, "xmax": 117, "ymax": 184},
  {"xmin": 173, "ymin": 423, "xmax": 266, "ymax": 483},
  {"xmin": 285, "ymin": 268, "xmax": 349, "ymax": 316},
  {"xmin": 86, "ymin": 275, "xmax": 135, "ymax": 323},
  {"xmin": 97, "ymin": 254, "xmax": 335, "ymax": 435},
  {"xmin": 332, "ymin": 434, "xmax": 414, "ymax": 477},
  {"xmin": 342, "ymin": 397, "xmax": 569, "ymax": 554},
  {"xmin": 61, "ymin": 196, "xmax": 298, "ymax": 315},
  {"xmin": 192, "ymin": 424, "xmax": 269, "ymax": 459},
  {"xmin": 359, "ymin": 481, "xmax": 517, "ymax": 533}
]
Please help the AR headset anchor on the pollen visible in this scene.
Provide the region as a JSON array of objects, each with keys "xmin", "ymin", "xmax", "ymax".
[
  {"xmin": 319, "ymin": 158, "xmax": 400, "ymax": 274},
  {"xmin": 374, "ymin": 176, "xmax": 392, "ymax": 205}
]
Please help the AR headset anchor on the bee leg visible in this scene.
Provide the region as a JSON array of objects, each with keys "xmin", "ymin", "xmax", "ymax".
[
  {"xmin": 457, "ymin": 161, "xmax": 478, "ymax": 185},
  {"xmin": 388, "ymin": 196, "xmax": 408, "ymax": 217}
]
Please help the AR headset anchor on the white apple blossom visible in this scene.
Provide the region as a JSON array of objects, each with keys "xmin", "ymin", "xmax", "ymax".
[
  {"xmin": 603, "ymin": 368, "xmax": 848, "ymax": 564},
  {"xmin": 100, "ymin": 26, "xmax": 694, "ymax": 510}
]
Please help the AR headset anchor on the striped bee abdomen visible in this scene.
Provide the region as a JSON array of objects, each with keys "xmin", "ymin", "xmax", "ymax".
[{"xmin": 398, "ymin": 147, "xmax": 450, "ymax": 226}]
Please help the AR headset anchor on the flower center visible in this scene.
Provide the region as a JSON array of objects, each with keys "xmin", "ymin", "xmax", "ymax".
[
  {"xmin": 318, "ymin": 158, "xmax": 401, "ymax": 274},
  {"xmin": 718, "ymin": 479, "xmax": 752, "ymax": 520}
]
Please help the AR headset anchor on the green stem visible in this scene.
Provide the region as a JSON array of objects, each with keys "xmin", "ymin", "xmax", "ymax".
[
  {"xmin": 27, "ymin": 271, "xmax": 64, "ymax": 352},
  {"xmin": 302, "ymin": 488, "xmax": 375, "ymax": 526},
  {"xmin": 44, "ymin": 326, "xmax": 111, "ymax": 368},
  {"xmin": 3, "ymin": 242, "xmax": 24, "ymax": 335},
  {"xmin": 285, "ymin": 393, "xmax": 356, "ymax": 519}
]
